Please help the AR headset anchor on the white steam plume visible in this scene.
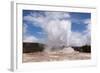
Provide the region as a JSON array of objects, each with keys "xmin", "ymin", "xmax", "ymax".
[{"xmin": 24, "ymin": 11, "xmax": 71, "ymax": 51}]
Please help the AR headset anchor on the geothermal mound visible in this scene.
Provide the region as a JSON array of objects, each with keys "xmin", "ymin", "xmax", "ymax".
[{"xmin": 44, "ymin": 47, "xmax": 75, "ymax": 54}]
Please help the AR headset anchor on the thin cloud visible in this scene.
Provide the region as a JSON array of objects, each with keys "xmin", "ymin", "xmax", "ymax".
[
  {"xmin": 23, "ymin": 36, "xmax": 39, "ymax": 43},
  {"xmin": 69, "ymin": 19, "xmax": 91, "ymax": 47}
]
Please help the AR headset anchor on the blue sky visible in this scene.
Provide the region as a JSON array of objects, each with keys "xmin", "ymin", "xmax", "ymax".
[
  {"xmin": 23, "ymin": 10, "xmax": 47, "ymax": 42},
  {"xmin": 23, "ymin": 10, "xmax": 91, "ymax": 46},
  {"xmin": 70, "ymin": 12, "xmax": 91, "ymax": 32}
]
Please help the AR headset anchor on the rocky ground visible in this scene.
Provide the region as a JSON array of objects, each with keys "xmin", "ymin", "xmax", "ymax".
[{"xmin": 22, "ymin": 51, "xmax": 91, "ymax": 63}]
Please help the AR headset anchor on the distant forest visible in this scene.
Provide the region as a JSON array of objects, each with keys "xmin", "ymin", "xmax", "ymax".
[
  {"xmin": 72, "ymin": 46, "xmax": 91, "ymax": 53},
  {"xmin": 23, "ymin": 42, "xmax": 91, "ymax": 53}
]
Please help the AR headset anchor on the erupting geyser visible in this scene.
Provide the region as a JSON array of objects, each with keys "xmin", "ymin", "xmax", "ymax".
[{"xmin": 43, "ymin": 12, "xmax": 74, "ymax": 53}]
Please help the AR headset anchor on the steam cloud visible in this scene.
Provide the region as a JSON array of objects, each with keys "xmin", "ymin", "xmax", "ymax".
[{"xmin": 23, "ymin": 11, "xmax": 91, "ymax": 51}]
